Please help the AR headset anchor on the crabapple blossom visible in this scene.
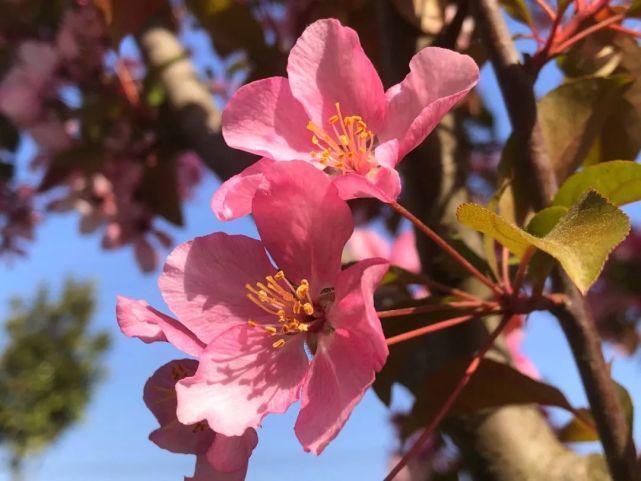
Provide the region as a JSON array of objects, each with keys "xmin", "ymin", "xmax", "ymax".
[
  {"xmin": 144, "ymin": 359, "xmax": 258, "ymax": 481},
  {"xmin": 213, "ymin": 18, "xmax": 478, "ymax": 220},
  {"xmin": 118, "ymin": 161, "xmax": 389, "ymax": 454}
]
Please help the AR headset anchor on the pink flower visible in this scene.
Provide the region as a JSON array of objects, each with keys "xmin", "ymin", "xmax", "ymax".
[
  {"xmin": 144, "ymin": 359, "xmax": 257, "ymax": 481},
  {"xmin": 214, "ymin": 18, "xmax": 478, "ymax": 219},
  {"xmin": 0, "ymin": 41, "xmax": 59, "ymax": 126},
  {"xmin": 346, "ymin": 228, "xmax": 421, "ymax": 275},
  {"xmin": 346, "ymin": 227, "xmax": 428, "ymax": 299},
  {"xmin": 119, "ymin": 161, "xmax": 389, "ymax": 454},
  {"xmin": 504, "ymin": 316, "xmax": 539, "ymax": 379}
]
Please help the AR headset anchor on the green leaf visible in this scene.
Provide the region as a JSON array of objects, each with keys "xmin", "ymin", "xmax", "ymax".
[
  {"xmin": 403, "ymin": 358, "xmax": 581, "ymax": 437},
  {"xmin": 499, "ymin": 0, "xmax": 532, "ymax": 24},
  {"xmin": 526, "ymin": 206, "xmax": 568, "ymax": 237},
  {"xmin": 559, "ymin": 379, "xmax": 633, "ymax": 443},
  {"xmin": 559, "ymin": 34, "xmax": 641, "ymax": 163},
  {"xmin": 538, "ymin": 75, "xmax": 632, "ymax": 182},
  {"xmin": 457, "ymin": 191, "xmax": 630, "ymax": 293},
  {"xmin": 553, "ymin": 160, "xmax": 641, "ymax": 207},
  {"xmin": 559, "ymin": 408, "xmax": 599, "ymax": 442}
]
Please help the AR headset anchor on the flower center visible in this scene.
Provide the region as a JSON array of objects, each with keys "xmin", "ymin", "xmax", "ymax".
[
  {"xmin": 307, "ymin": 102, "xmax": 376, "ymax": 175},
  {"xmin": 245, "ymin": 270, "xmax": 319, "ymax": 349}
]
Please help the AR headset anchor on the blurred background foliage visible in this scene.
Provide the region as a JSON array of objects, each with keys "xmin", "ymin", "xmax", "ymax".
[{"xmin": 0, "ymin": 279, "xmax": 109, "ymax": 480}]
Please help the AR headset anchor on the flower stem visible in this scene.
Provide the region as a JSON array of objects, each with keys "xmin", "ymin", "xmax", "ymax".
[
  {"xmin": 389, "ymin": 201, "xmax": 502, "ymax": 296},
  {"xmin": 554, "ymin": 13, "xmax": 625, "ymax": 53},
  {"xmin": 511, "ymin": 246, "xmax": 536, "ymax": 295},
  {"xmin": 384, "ymin": 314, "xmax": 512, "ymax": 480},
  {"xmin": 385, "ymin": 313, "xmax": 496, "ymax": 346},
  {"xmin": 501, "ymin": 247, "xmax": 512, "ymax": 294},
  {"xmin": 378, "ymin": 301, "xmax": 494, "ymax": 319}
]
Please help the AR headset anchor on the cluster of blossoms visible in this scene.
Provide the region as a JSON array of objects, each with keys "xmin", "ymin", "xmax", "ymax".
[
  {"xmin": 588, "ymin": 228, "xmax": 641, "ymax": 353},
  {"xmin": 117, "ymin": 19, "xmax": 479, "ymax": 479},
  {"xmin": 0, "ymin": 3, "xmax": 205, "ymax": 270},
  {"xmin": 0, "ymin": 183, "xmax": 38, "ymax": 256}
]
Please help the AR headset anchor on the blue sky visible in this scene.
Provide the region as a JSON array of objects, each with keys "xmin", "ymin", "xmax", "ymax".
[{"xmin": 1, "ymin": 46, "xmax": 640, "ymax": 481}]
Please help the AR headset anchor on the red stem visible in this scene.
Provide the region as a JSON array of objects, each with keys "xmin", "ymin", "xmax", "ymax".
[
  {"xmin": 511, "ymin": 246, "xmax": 535, "ymax": 294},
  {"xmin": 385, "ymin": 313, "xmax": 496, "ymax": 346},
  {"xmin": 501, "ymin": 247, "xmax": 512, "ymax": 294},
  {"xmin": 420, "ymin": 278, "xmax": 485, "ymax": 303},
  {"xmin": 608, "ymin": 24, "xmax": 641, "ymax": 39},
  {"xmin": 554, "ymin": 13, "xmax": 625, "ymax": 53},
  {"xmin": 378, "ymin": 301, "xmax": 492, "ymax": 319},
  {"xmin": 534, "ymin": 0, "xmax": 556, "ymax": 20},
  {"xmin": 389, "ymin": 201, "xmax": 503, "ymax": 296},
  {"xmin": 384, "ymin": 314, "xmax": 512, "ymax": 480}
]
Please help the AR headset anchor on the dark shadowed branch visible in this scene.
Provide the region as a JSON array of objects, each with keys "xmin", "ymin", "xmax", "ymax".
[{"xmin": 474, "ymin": 1, "xmax": 639, "ymax": 480}]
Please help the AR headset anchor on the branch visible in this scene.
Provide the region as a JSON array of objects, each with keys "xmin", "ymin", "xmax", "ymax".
[
  {"xmin": 474, "ymin": 2, "xmax": 639, "ymax": 480},
  {"xmin": 138, "ymin": 27, "xmax": 253, "ymax": 181}
]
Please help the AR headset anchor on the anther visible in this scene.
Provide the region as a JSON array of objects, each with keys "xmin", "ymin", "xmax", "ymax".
[{"xmin": 272, "ymin": 339, "xmax": 286, "ymax": 349}]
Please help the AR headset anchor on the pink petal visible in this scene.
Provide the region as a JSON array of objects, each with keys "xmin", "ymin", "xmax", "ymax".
[
  {"xmin": 134, "ymin": 238, "xmax": 158, "ymax": 273},
  {"xmin": 505, "ymin": 329, "xmax": 540, "ymax": 379},
  {"xmin": 331, "ymin": 166, "xmax": 401, "ymax": 203},
  {"xmin": 379, "ymin": 47, "xmax": 479, "ymax": 160},
  {"xmin": 328, "ymin": 258, "xmax": 390, "ymax": 369},
  {"xmin": 253, "ymin": 161, "xmax": 352, "ymax": 295},
  {"xmin": 346, "ymin": 228, "xmax": 391, "ymax": 261},
  {"xmin": 116, "ymin": 297, "xmax": 205, "ymax": 357},
  {"xmin": 176, "ymin": 325, "xmax": 308, "ymax": 437},
  {"xmin": 294, "ymin": 330, "xmax": 378, "ymax": 454},
  {"xmin": 222, "ymin": 77, "xmax": 312, "ymax": 160},
  {"xmin": 287, "ymin": 19, "xmax": 386, "ymax": 132},
  {"xmin": 207, "ymin": 429, "xmax": 258, "ymax": 473},
  {"xmin": 374, "ymin": 139, "xmax": 400, "ymax": 169},
  {"xmin": 186, "ymin": 455, "xmax": 247, "ymax": 481},
  {"xmin": 390, "ymin": 230, "xmax": 421, "ymax": 273},
  {"xmin": 159, "ymin": 233, "xmax": 277, "ymax": 345},
  {"xmin": 144, "ymin": 360, "xmax": 215, "ymax": 454},
  {"xmin": 211, "ymin": 158, "xmax": 274, "ymax": 221}
]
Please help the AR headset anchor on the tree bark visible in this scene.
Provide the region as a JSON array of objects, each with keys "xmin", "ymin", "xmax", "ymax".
[
  {"xmin": 377, "ymin": 1, "xmax": 620, "ymax": 479},
  {"xmin": 138, "ymin": 27, "xmax": 253, "ymax": 181},
  {"xmin": 474, "ymin": 1, "xmax": 639, "ymax": 480}
]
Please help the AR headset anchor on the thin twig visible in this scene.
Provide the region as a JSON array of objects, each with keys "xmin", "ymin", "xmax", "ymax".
[
  {"xmin": 608, "ymin": 24, "xmax": 641, "ymax": 39},
  {"xmin": 390, "ymin": 201, "xmax": 503, "ymax": 295},
  {"xmin": 377, "ymin": 301, "xmax": 492, "ymax": 319},
  {"xmin": 474, "ymin": 1, "xmax": 640, "ymax": 479},
  {"xmin": 501, "ymin": 247, "xmax": 512, "ymax": 294},
  {"xmin": 554, "ymin": 13, "xmax": 625, "ymax": 53},
  {"xmin": 385, "ymin": 313, "xmax": 491, "ymax": 346},
  {"xmin": 512, "ymin": 246, "xmax": 536, "ymax": 294},
  {"xmin": 384, "ymin": 314, "xmax": 512, "ymax": 480},
  {"xmin": 534, "ymin": 0, "xmax": 557, "ymax": 20}
]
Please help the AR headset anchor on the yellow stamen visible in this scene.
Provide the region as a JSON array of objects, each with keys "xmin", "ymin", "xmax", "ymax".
[
  {"xmin": 245, "ymin": 271, "xmax": 318, "ymax": 349},
  {"xmin": 306, "ymin": 102, "xmax": 377, "ymax": 174}
]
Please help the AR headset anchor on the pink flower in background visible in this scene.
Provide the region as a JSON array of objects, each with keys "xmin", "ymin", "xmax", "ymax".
[
  {"xmin": 0, "ymin": 41, "xmax": 59, "ymax": 126},
  {"xmin": 118, "ymin": 161, "xmax": 389, "ymax": 454},
  {"xmin": 144, "ymin": 359, "xmax": 257, "ymax": 481},
  {"xmin": 504, "ymin": 315, "xmax": 539, "ymax": 379},
  {"xmin": 0, "ymin": 184, "xmax": 39, "ymax": 256},
  {"xmin": 214, "ymin": 18, "xmax": 478, "ymax": 219},
  {"xmin": 346, "ymin": 228, "xmax": 421, "ymax": 274},
  {"xmin": 346, "ymin": 228, "xmax": 427, "ymax": 298}
]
